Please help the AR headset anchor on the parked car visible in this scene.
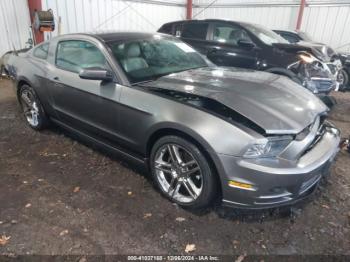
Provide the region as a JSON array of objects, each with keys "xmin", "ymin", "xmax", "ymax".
[
  {"xmin": 3, "ymin": 32, "xmax": 340, "ymax": 209},
  {"xmin": 1, "ymin": 48, "xmax": 31, "ymax": 77},
  {"xmin": 340, "ymin": 53, "xmax": 350, "ymax": 88},
  {"xmin": 274, "ymin": 29, "xmax": 349, "ymax": 89},
  {"xmin": 158, "ymin": 19, "xmax": 338, "ymax": 95},
  {"xmin": 1, "ymin": 51, "xmax": 13, "ymax": 76}
]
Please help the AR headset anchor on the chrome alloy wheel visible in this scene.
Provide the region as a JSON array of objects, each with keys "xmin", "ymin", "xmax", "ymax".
[
  {"xmin": 337, "ymin": 71, "xmax": 345, "ymax": 85},
  {"xmin": 154, "ymin": 144, "xmax": 203, "ymax": 203},
  {"xmin": 20, "ymin": 90, "xmax": 40, "ymax": 127}
]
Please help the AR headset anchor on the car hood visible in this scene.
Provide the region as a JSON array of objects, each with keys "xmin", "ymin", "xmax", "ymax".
[
  {"xmin": 141, "ymin": 67, "xmax": 328, "ymax": 134},
  {"xmin": 273, "ymin": 42, "xmax": 332, "ymax": 62},
  {"xmin": 298, "ymin": 41, "xmax": 336, "ymax": 60},
  {"xmin": 273, "ymin": 42, "xmax": 313, "ymax": 52}
]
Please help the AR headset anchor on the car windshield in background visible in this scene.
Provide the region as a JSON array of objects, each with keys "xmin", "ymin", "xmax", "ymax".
[
  {"xmin": 244, "ymin": 24, "xmax": 289, "ymax": 45},
  {"xmin": 299, "ymin": 31, "xmax": 313, "ymax": 42},
  {"xmin": 108, "ymin": 36, "xmax": 208, "ymax": 84}
]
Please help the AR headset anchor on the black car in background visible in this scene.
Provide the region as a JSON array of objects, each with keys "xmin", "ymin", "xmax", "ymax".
[
  {"xmin": 158, "ymin": 19, "xmax": 337, "ymax": 95},
  {"xmin": 274, "ymin": 29, "xmax": 350, "ymax": 89}
]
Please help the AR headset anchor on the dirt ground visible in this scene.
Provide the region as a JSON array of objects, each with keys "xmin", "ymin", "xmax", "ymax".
[{"xmin": 0, "ymin": 78, "xmax": 349, "ymax": 256}]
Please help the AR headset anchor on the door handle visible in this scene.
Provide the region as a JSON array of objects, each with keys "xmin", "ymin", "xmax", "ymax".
[{"xmin": 53, "ymin": 76, "xmax": 60, "ymax": 81}]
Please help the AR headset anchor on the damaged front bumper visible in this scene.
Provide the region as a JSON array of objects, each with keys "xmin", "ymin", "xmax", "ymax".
[
  {"xmin": 289, "ymin": 57, "xmax": 340, "ymax": 94},
  {"xmin": 303, "ymin": 77, "xmax": 337, "ymax": 94},
  {"xmin": 301, "ymin": 62, "xmax": 338, "ymax": 94},
  {"xmin": 218, "ymin": 123, "xmax": 340, "ymax": 209}
]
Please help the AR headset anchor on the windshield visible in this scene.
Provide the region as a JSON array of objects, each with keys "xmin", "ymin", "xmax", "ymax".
[
  {"xmin": 108, "ymin": 36, "xmax": 208, "ymax": 84},
  {"xmin": 243, "ymin": 24, "xmax": 289, "ymax": 45}
]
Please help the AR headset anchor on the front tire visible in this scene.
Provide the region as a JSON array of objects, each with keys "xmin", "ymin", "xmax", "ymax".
[
  {"xmin": 338, "ymin": 69, "xmax": 349, "ymax": 91},
  {"xmin": 150, "ymin": 135, "xmax": 217, "ymax": 209},
  {"xmin": 19, "ymin": 84, "xmax": 48, "ymax": 130}
]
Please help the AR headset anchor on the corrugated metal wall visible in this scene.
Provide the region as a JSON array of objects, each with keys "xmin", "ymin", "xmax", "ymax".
[
  {"xmin": 194, "ymin": 0, "xmax": 350, "ymax": 52},
  {"xmin": 302, "ymin": 5, "xmax": 350, "ymax": 51},
  {"xmin": 41, "ymin": 0, "xmax": 186, "ymax": 39},
  {"xmin": 0, "ymin": 0, "xmax": 31, "ymax": 56},
  {"xmin": 1, "ymin": 0, "xmax": 349, "ymax": 56}
]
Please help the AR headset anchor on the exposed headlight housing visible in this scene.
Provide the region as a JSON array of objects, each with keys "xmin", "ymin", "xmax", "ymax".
[
  {"xmin": 303, "ymin": 79, "xmax": 319, "ymax": 93},
  {"xmin": 299, "ymin": 53, "xmax": 316, "ymax": 64},
  {"xmin": 243, "ymin": 136, "xmax": 293, "ymax": 158}
]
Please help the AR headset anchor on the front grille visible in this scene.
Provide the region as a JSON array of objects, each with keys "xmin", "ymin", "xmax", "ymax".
[
  {"xmin": 302, "ymin": 121, "xmax": 325, "ymax": 156},
  {"xmin": 314, "ymin": 79, "xmax": 335, "ymax": 92}
]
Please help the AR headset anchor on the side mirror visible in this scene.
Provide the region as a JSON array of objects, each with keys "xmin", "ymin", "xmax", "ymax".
[
  {"xmin": 79, "ymin": 67, "xmax": 113, "ymax": 82},
  {"xmin": 237, "ymin": 39, "xmax": 255, "ymax": 49}
]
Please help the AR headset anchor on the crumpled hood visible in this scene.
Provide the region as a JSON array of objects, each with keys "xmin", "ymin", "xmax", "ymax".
[
  {"xmin": 273, "ymin": 42, "xmax": 313, "ymax": 53},
  {"xmin": 141, "ymin": 67, "xmax": 328, "ymax": 134},
  {"xmin": 273, "ymin": 42, "xmax": 330, "ymax": 62},
  {"xmin": 297, "ymin": 41, "xmax": 336, "ymax": 61}
]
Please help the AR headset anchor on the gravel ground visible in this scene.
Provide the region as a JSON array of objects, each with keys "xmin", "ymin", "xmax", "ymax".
[{"xmin": 0, "ymin": 79, "xmax": 349, "ymax": 256}]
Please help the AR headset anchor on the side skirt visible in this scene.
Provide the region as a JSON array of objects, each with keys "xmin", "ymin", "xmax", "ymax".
[{"xmin": 50, "ymin": 118, "xmax": 148, "ymax": 169}]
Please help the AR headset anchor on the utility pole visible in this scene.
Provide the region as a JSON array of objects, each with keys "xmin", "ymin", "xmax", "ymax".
[
  {"xmin": 296, "ymin": 0, "xmax": 306, "ymax": 30},
  {"xmin": 187, "ymin": 0, "xmax": 193, "ymax": 20},
  {"xmin": 27, "ymin": 0, "xmax": 44, "ymax": 44}
]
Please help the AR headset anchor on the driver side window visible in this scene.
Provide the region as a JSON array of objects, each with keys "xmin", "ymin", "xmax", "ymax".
[
  {"xmin": 56, "ymin": 40, "xmax": 109, "ymax": 73},
  {"xmin": 212, "ymin": 23, "xmax": 252, "ymax": 46}
]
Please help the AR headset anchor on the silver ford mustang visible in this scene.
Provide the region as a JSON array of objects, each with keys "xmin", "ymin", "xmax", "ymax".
[{"xmin": 4, "ymin": 32, "xmax": 340, "ymax": 209}]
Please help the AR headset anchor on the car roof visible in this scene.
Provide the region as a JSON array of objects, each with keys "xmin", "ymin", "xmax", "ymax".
[
  {"xmin": 274, "ymin": 29, "xmax": 298, "ymax": 34},
  {"xmin": 94, "ymin": 31, "xmax": 160, "ymax": 42},
  {"xmin": 162, "ymin": 18, "xmax": 244, "ymax": 25},
  {"xmin": 53, "ymin": 31, "xmax": 166, "ymax": 43}
]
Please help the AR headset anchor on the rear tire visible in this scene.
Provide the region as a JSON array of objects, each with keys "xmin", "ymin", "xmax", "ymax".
[
  {"xmin": 19, "ymin": 84, "xmax": 49, "ymax": 130},
  {"xmin": 150, "ymin": 135, "xmax": 217, "ymax": 209}
]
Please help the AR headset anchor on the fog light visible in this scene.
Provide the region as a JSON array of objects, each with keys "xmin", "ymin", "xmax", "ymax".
[{"xmin": 228, "ymin": 180, "xmax": 255, "ymax": 191}]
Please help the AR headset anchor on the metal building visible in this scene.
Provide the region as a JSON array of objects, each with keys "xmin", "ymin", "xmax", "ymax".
[{"xmin": 1, "ymin": 0, "xmax": 350, "ymax": 56}]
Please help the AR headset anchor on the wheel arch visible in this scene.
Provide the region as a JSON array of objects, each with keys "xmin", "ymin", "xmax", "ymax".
[
  {"xmin": 146, "ymin": 127, "xmax": 223, "ymax": 198},
  {"xmin": 266, "ymin": 67, "xmax": 291, "ymax": 75},
  {"xmin": 16, "ymin": 77, "xmax": 33, "ymax": 101},
  {"xmin": 266, "ymin": 67, "xmax": 301, "ymax": 81}
]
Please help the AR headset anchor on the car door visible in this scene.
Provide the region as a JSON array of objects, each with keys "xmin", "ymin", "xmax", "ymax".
[
  {"xmin": 179, "ymin": 22, "xmax": 213, "ymax": 55},
  {"xmin": 205, "ymin": 22, "xmax": 258, "ymax": 69},
  {"xmin": 47, "ymin": 39, "xmax": 123, "ymax": 146}
]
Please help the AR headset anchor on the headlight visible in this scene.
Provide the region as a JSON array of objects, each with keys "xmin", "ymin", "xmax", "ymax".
[
  {"xmin": 243, "ymin": 136, "xmax": 293, "ymax": 158},
  {"xmin": 299, "ymin": 53, "xmax": 316, "ymax": 64},
  {"xmin": 303, "ymin": 80, "xmax": 319, "ymax": 93}
]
